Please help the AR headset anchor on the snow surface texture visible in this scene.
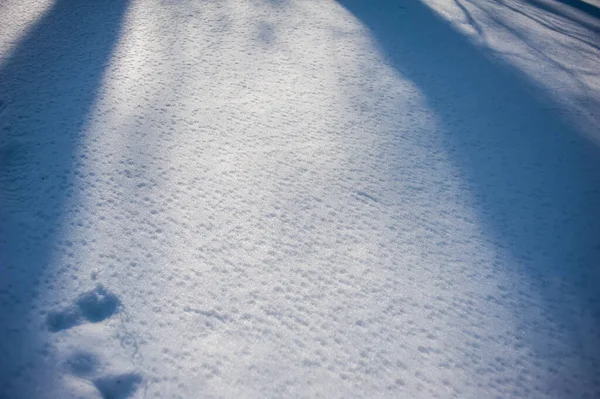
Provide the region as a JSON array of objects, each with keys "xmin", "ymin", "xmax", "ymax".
[{"xmin": 1, "ymin": 0, "xmax": 600, "ymax": 398}]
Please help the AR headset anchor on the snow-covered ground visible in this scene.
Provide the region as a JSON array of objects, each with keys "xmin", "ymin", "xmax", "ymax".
[{"xmin": 1, "ymin": 0, "xmax": 599, "ymax": 397}]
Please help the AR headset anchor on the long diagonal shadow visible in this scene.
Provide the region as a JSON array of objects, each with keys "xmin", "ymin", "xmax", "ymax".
[
  {"xmin": 532, "ymin": 0, "xmax": 600, "ymax": 22},
  {"xmin": 0, "ymin": 0, "xmax": 129, "ymax": 396},
  {"xmin": 338, "ymin": 0, "xmax": 600, "ymax": 397}
]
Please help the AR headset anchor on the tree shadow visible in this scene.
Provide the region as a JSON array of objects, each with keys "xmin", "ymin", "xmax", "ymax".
[
  {"xmin": 534, "ymin": 0, "xmax": 600, "ymax": 21},
  {"xmin": 0, "ymin": 0, "xmax": 129, "ymax": 396},
  {"xmin": 460, "ymin": 0, "xmax": 600, "ymax": 98},
  {"xmin": 338, "ymin": 0, "xmax": 600, "ymax": 397},
  {"xmin": 515, "ymin": 0, "xmax": 600, "ymax": 36},
  {"xmin": 462, "ymin": 0, "xmax": 600, "ymax": 53},
  {"xmin": 499, "ymin": 0, "xmax": 600, "ymax": 51}
]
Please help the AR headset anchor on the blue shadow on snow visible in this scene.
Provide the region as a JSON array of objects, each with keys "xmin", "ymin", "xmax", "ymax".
[
  {"xmin": 337, "ymin": 0, "xmax": 600, "ymax": 397},
  {"xmin": 0, "ymin": 0, "xmax": 130, "ymax": 397}
]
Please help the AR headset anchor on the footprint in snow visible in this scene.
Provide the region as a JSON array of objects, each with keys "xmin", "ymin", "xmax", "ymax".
[
  {"xmin": 48, "ymin": 285, "xmax": 143, "ymax": 398},
  {"xmin": 46, "ymin": 284, "xmax": 120, "ymax": 332},
  {"xmin": 94, "ymin": 373, "xmax": 143, "ymax": 399},
  {"xmin": 65, "ymin": 351, "xmax": 143, "ymax": 399}
]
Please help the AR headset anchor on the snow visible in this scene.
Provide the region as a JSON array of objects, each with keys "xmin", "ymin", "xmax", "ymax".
[{"xmin": 1, "ymin": 0, "xmax": 599, "ymax": 398}]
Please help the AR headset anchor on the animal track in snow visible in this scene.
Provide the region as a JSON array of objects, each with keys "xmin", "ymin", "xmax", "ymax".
[
  {"xmin": 67, "ymin": 350, "xmax": 100, "ymax": 377},
  {"xmin": 46, "ymin": 285, "xmax": 120, "ymax": 332},
  {"xmin": 94, "ymin": 373, "xmax": 143, "ymax": 399},
  {"xmin": 64, "ymin": 350, "xmax": 143, "ymax": 399},
  {"xmin": 49, "ymin": 286, "xmax": 143, "ymax": 398}
]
